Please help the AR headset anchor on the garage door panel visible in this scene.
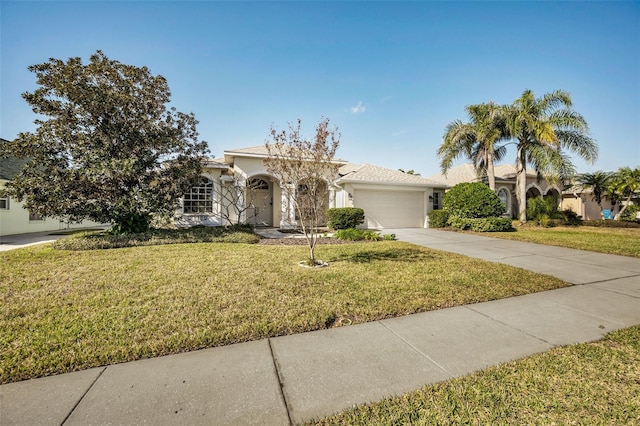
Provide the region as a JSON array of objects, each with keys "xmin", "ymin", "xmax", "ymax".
[{"xmin": 355, "ymin": 190, "xmax": 424, "ymax": 228}]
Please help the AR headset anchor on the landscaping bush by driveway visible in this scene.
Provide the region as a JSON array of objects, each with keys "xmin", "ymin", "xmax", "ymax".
[{"xmin": 0, "ymin": 241, "xmax": 566, "ymax": 384}]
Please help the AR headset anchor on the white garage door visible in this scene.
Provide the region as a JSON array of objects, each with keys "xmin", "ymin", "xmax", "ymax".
[{"xmin": 355, "ymin": 190, "xmax": 425, "ymax": 228}]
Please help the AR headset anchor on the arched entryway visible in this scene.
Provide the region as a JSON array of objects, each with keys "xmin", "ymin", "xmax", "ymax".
[
  {"xmin": 526, "ymin": 186, "xmax": 542, "ymax": 200},
  {"xmin": 246, "ymin": 176, "xmax": 273, "ymax": 226}
]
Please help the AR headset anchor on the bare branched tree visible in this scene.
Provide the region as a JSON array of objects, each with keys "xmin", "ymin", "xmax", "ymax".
[
  {"xmin": 217, "ymin": 173, "xmax": 265, "ymax": 226},
  {"xmin": 264, "ymin": 118, "xmax": 341, "ymax": 265}
]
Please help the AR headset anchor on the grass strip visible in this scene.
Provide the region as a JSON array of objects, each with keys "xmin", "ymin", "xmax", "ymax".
[
  {"xmin": 0, "ymin": 241, "xmax": 566, "ymax": 384},
  {"xmin": 485, "ymin": 226, "xmax": 640, "ymax": 258},
  {"xmin": 310, "ymin": 326, "xmax": 640, "ymax": 425}
]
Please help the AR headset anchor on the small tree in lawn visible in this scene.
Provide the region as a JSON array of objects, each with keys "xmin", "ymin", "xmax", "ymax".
[
  {"xmin": 0, "ymin": 51, "xmax": 208, "ymax": 234},
  {"xmin": 264, "ymin": 118, "xmax": 340, "ymax": 266}
]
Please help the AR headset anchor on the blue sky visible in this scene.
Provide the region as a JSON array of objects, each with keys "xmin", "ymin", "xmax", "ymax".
[{"xmin": 2, "ymin": 1, "xmax": 639, "ymax": 177}]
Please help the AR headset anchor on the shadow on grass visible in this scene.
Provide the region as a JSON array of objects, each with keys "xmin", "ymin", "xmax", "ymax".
[{"xmin": 327, "ymin": 247, "xmax": 433, "ymax": 264}]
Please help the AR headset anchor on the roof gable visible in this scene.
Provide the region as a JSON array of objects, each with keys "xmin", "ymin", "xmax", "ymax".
[{"xmin": 223, "ymin": 144, "xmax": 347, "ymax": 164}]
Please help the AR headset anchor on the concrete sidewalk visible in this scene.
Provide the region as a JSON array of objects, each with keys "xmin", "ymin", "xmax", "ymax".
[{"xmin": 2, "ymin": 229, "xmax": 639, "ymax": 425}]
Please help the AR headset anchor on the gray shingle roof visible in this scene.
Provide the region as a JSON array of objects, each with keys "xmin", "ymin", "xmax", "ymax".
[{"xmin": 0, "ymin": 139, "xmax": 30, "ymax": 180}]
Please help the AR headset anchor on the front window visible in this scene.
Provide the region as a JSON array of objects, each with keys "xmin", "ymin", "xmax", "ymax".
[
  {"xmin": 183, "ymin": 177, "xmax": 215, "ymax": 214},
  {"xmin": 29, "ymin": 211, "xmax": 45, "ymax": 221},
  {"xmin": 432, "ymin": 192, "xmax": 442, "ymax": 210},
  {"xmin": 0, "ymin": 197, "xmax": 8, "ymax": 210},
  {"xmin": 498, "ymin": 188, "xmax": 510, "ymax": 213}
]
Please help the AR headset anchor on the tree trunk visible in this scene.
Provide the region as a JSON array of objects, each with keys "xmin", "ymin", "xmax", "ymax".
[
  {"xmin": 516, "ymin": 145, "xmax": 528, "ymax": 223},
  {"xmin": 613, "ymin": 195, "xmax": 631, "ymax": 220},
  {"xmin": 486, "ymin": 152, "xmax": 496, "ymax": 191}
]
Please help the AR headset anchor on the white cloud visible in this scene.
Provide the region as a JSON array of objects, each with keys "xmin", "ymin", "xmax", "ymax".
[{"xmin": 350, "ymin": 101, "xmax": 366, "ymax": 114}]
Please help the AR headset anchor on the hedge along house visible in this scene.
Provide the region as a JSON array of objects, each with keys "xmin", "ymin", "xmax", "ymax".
[
  {"xmin": 428, "ymin": 163, "xmax": 563, "ymax": 219},
  {"xmin": 174, "ymin": 145, "xmax": 448, "ymax": 229}
]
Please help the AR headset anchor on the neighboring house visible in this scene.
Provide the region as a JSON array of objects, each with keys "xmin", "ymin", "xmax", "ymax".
[
  {"xmin": 561, "ymin": 185, "xmax": 625, "ymax": 220},
  {"xmin": 428, "ymin": 163, "xmax": 563, "ymax": 218},
  {"xmin": 174, "ymin": 145, "xmax": 448, "ymax": 229},
  {"xmin": 0, "ymin": 152, "xmax": 104, "ymax": 237}
]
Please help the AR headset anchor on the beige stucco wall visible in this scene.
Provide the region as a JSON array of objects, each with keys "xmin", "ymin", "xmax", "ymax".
[{"xmin": 561, "ymin": 194, "xmax": 617, "ymax": 220}]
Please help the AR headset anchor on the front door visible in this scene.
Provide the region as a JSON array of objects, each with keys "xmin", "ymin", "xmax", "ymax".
[{"xmin": 247, "ymin": 177, "xmax": 273, "ymax": 226}]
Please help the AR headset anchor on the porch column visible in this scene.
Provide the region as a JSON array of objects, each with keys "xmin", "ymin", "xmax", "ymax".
[{"xmin": 280, "ymin": 183, "xmax": 297, "ymax": 228}]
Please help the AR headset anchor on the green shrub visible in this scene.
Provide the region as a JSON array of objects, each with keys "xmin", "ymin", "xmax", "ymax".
[
  {"xmin": 429, "ymin": 210, "xmax": 450, "ymax": 228},
  {"xmin": 560, "ymin": 209, "xmax": 583, "ymax": 226},
  {"xmin": 620, "ymin": 204, "xmax": 639, "ymax": 222},
  {"xmin": 526, "ymin": 197, "xmax": 564, "ymax": 226},
  {"xmin": 447, "ymin": 216, "xmax": 514, "ymax": 232},
  {"xmin": 443, "ymin": 182, "xmax": 505, "ymax": 219},
  {"xmin": 110, "ymin": 213, "xmax": 151, "ymax": 235},
  {"xmin": 381, "ymin": 233, "xmax": 396, "ymax": 241},
  {"xmin": 326, "ymin": 208, "xmax": 365, "ymax": 230},
  {"xmin": 333, "ymin": 228, "xmax": 380, "ymax": 241}
]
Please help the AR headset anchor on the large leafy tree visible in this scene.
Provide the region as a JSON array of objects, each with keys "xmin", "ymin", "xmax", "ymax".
[
  {"xmin": 577, "ymin": 171, "xmax": 612, "ymax": 219},
  {"xmin": 439, "ymin": 101, "xmax": 507, "ymax": 191},
  {"xmin": 610, "ymin": 166, "xmax": 640, "ymax": 220},
  {"xmin": 1, "ymin": 51, "xmax": 208, "ymax": 233},
  {"xmin": 264, "ymin": 118, "xmax": 341, "ymax": 266},
  {"xmin": 504, "ymin": 89, "xmax": 598, "ymax": 223}
]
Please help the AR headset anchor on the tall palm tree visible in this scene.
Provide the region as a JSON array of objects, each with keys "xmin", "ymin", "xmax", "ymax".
[
  {"xmin": 610, "ymin": 166, "xmax": 640, "ymax": 220},
  {"xmin": 504, "ymin": 89, "xmax": 598, "ymax": 223},
  {"xmin": 577, "ymin": 171, "xmax": 612, "ymax": 219},
  {"xmin": 439, "ymin": 101, "xmax": 507, "ymax": 191}
]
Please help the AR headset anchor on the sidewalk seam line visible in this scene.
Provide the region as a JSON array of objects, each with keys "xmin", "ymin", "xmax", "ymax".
[
  {"xmin": 378, "ymin": 321, "xmax": 455, "ymax": 379},
  {"xmin": 60, "ymin": 366, "xmax": 107, "ymax": 426},
  {"xmin": 267, "ymin": 338, "xmax": 294, "ymax": 426},
  {"xmin": 580, "ymin": 273, "xmax": 640, "ymax": 288},
  {"xmin": 462, "ymin": 306, "xmax": 555, "ymax": 347}
]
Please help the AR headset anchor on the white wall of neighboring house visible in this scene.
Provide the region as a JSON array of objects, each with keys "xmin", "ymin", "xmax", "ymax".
[{"xmin": 0, "ymin": 180, "xmax": 104, "ymax": 236}]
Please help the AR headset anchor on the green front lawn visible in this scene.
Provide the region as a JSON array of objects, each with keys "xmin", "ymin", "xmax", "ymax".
[
  {"xmin": 486, "ymin": 226, "xmax": 640, "ymax": 258},
  {"xmin": 311, "ymin": 326, "xmax": 640, "ymax": 425},
  {"xmin": 0, "ymin": 241, "xmax": 566, "ymax": 384}
]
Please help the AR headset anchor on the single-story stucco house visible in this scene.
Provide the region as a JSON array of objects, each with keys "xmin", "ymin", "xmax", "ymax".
[
  {"xmin": 1, "ymin": 141, "xmax": 447, "ymax": 236},
  {"xmin": 175, "ymin": 145, "xmax": 448, "ymax": 229}
]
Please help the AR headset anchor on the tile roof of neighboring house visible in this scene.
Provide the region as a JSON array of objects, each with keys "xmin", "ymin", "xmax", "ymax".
[
  {"xmin": 338, "ymin": 163, "xmax": 447, "ymax": 187},
  {"xmin": 428, "ymin": 163, "xmax": 537, "ymax": 186},
  {"xmin": 428, "ymin": 163, "xmax": 480, "ymax": 186}
]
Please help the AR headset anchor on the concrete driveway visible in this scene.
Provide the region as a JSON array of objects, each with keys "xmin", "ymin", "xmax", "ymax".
[{"xmin": 387, "ymin": 228, "xmax": 640, "ymax": 285}]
